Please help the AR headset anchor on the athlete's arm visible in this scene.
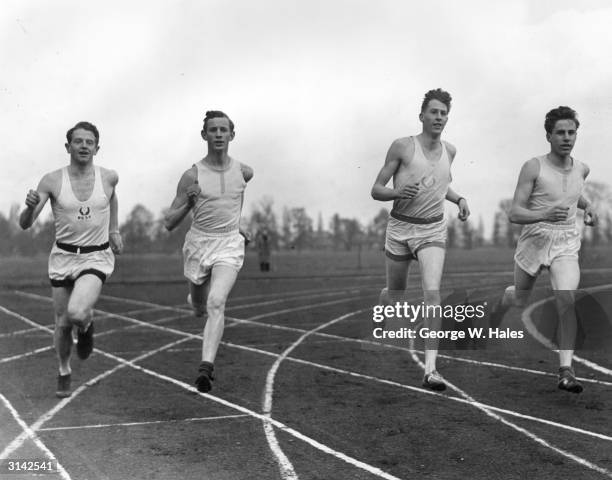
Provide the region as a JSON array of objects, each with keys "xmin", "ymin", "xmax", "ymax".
[
  {"xmin": 19, "ymin": 173, "xmax": 53, "ymax": 230},
  {"xmin": 508, "ymin": 158, "xmax": 568, "ymax": 224},
  {"xmin": 164, "ymin": 168, "xmax": 201, "ymax": 231},
  {"xmin": 446, "ymin": 188, "xmax": 470, "ymax": 221},
  {"xmin": 240, "ymin": 163, "xmax": 254, "ymax": 183},
  {"xmin": 106, "ymin": 170, "xmax": 123, "ymax": 254},
  {"xmin": 371, "ymin": 139, "xmax": 419, "ymax": 201},
  {"xmin": 578, "ymin": 163, "xmax": 598, "ymax": 226}
]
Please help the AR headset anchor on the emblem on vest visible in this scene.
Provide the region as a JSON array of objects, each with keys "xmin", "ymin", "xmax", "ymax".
[
  {"xmin": 420, "ymin": 174, "xmax": 437, "ymax": 189},
  {"xmin": 77, "ymin": 206, "xmax": 91, "ymax": 220}
]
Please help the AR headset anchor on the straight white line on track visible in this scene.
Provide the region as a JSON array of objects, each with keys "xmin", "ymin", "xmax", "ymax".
[
  {"xmin": 522, "ymin": 283, "xmax": 612, "ymax": 377},
  {"xmin": 0, "ymin": 393, "xmax": 71, "ymax": 480},
  {"xmin": 434, "ymin": 353, "xmax": 612, "ymax": 387},
  {"xmin": 0, "ymin": 324, "xmax": 54, "ymax": 338},
  {"xmin": 10, "ymin": 293, "xmax": 612, "ymax": 443},
  {"xmin": 407, "ymin": 335, "xmax": 612, "ymax": 478},
  {"xmin": 0, "ymin": 345, "xmax": 54, "ymax": 364},
  {"xmin": 94, "ymin": 348, "xmax": 404, "ymax": 480},
  {"xmin": 0, "ymin": 331, "xmax": 193, "ymax": 461},
  {"xmin": 38, "ymin": 414, "xmax": 249, "ymax": 432},
  {"xmin": 227, "ymin": 341, "xmax": 612, "ymax": 443},
  {"xmin": 1, "ymin": 303, "xmax": 409, "ymax": 480}
]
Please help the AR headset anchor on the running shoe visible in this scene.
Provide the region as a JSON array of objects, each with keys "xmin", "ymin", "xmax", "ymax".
[
  {"xmin": 56, "ymin": 374, "xmax": 72, "ymax": 398},
  {"xmin": 558, "ymin": 366, "xmax": 583, "ymax": 394},
  {"xmin": 422, "ymin": 371, "xmax": 447, "ymax": 391},
  {"xmin": 195, "ymin": 362, "xmax": 215, "ymax": 393},
  {"xmin": 76, "ymin": 322, "xmax": 94, "ymax": 360}
]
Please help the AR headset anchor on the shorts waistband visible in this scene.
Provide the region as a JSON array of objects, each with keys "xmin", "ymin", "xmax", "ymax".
[
  {"xmin": 530, "ymin": 221, "xmax": 577, "ymax": 231},
  {"xmin": 190, "ymin": 224, "xmax": 240, "ymax": 236},
  {"xmin": 56, "ymin": 241, "xmax": 110, "ymax": 254},
  {"xmin": 390, "ymin": 210, "xmax": 444, "ymax": 224}
]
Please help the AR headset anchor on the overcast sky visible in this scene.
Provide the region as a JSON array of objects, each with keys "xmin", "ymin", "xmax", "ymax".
[{"xmin": 2, "ymin": 0, "xmax": 612, "ymax": 238}]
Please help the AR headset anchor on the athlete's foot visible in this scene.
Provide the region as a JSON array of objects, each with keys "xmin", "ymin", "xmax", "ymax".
[
  {"xmin": 187, "ymin": 294, "xmax": 205, "ymax": 317},
  {"xmin": 56, "ymin": 374, "xmax": 72, "ymax": 398},
  {"xmin": 195, "ymin": 361, "xmax": 215, "ymax": 392},
  {"xmin": 76, "ymin": 322, "xmax": 94, "ymax": 360},
  {"xmin": 558, "ymin": 366, "xmax": 583, "ymax": 394},
  {"xmin": 422, "ymin": 371, "xmax": 447, "ymax": 391}
]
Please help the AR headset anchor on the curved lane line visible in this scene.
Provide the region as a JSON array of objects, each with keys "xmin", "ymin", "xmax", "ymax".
[
  {"xmin": 262, "ymin": 309, "xmax": 370, "ymax": 480},
  {"xmin": 522, "ymin": 283, "xmax": 612, "ymax": 376}
]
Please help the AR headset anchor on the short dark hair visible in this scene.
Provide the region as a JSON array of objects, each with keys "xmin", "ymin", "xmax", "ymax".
[
  {"xmin": 421, "ymin": 88, "xmax": 452, "ymax": 113},
  {"xmin": 544, "ymin": 106, "xmax": 580, "ymax": 134},
  {"xmin": 66, "ymin": 121, "xmax": 99, "ymax": 144},
  {"xmin": 203, "ymin": 110, "xmax": 234, "ymax": 133}
]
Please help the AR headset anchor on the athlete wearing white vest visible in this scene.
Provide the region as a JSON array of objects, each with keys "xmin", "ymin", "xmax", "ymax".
[
  {"xmin": 371, "ymin": 89, "xmax": 470, "ymax": 391},
  {"xmin": 491, "ymin": 106, "xmax": 598, "ymax": 394},
  {"xmin": 19, "ymin": 121, "xmax": 123, "ymax": 398},
  {"xmin": 514, "ymin": 155, "xmax": 586, "ymax": 276},
  {"xmin": 165, "ymin": 111, "xmax": 253, "ymax": 393},
  {"xmin": 183, "ymin": 158, "xmax": 248, "ymax": 284},
  {"xmin": 49, "ymin": 165, "xmax": 114, "ymax": 285}
]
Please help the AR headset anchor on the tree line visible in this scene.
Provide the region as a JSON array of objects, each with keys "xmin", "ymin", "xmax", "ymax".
[{"xmin": 2, "ymin": 182, "xmax": 611, "ymax": 256}]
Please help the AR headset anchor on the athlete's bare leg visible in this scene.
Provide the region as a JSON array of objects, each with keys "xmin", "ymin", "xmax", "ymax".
[
  {"xmin": 381, "ymin": 256, "xmax": 412, "ymax": 305},
  {"xmin": 201, "ymin": 265, "xmax": 239, "ymax": 363},
  {"xmin": 52, "ymin": 287, "xmax": 72, "ymax": 376},
  {"xmin": 549, "ymin": 258, "xmax": 580, "ymax": 368},
  {"xmin": 417, "ymin": 246, "xmax": 445, "ymax": 375},
  {"xmin": 189, "ymin": 280, "xmax": 210, "ymax": 317},
  {"xmin": 67, "ymin": 274, "xmax": 104, "ymax": 331},
  {"xmin": 491, "ymin": 264, "xmax": 538, "ymax": 327}
]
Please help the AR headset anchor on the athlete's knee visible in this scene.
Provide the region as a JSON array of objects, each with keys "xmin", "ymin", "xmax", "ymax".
[
  {"xmin": 66, "ymin": 305, "xmax": 92, "ymax": 329},
  {"xmin": 206, "ymin": 293, "xmax": 227, "ymax": 316}
]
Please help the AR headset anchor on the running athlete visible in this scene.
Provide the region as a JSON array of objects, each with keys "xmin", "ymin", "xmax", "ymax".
[
  {"xmin": 371, "ymin": 89, "xmax": 470, "ymax": 391},
  {"xmin": 164, "ymin": 110, "xmax": 253, "ymax": 393},
  {"xmin": 19, "ymin": 121, "xmax": 123, "ymax": 398},
  {"xmin": 491, "ymin": 106, "xmax": 598, "ymax": 394}
]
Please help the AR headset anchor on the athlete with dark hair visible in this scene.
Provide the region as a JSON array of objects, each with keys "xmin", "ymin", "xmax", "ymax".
[{"xmin": 19, "ymin": 121, "xmax": 123, "ymax": 398}]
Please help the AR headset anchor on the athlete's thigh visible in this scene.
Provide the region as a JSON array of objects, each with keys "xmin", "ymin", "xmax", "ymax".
[
  {"xmin": 514, "ymin": 263, "xmax": 538, "ymax": 291},
  {"xmin": 385, "ymin": 255, "xmax": 411, "ymax": 293},
  {"xmin": 208, "ymin": 265, "xmax": 239, "ymax": 303},
  {"xmin": 52, "ymin": 287, "xmax": 72, "ymax": 326},
  {"xmin": 67, "ymin": 274, "xmax": 104, "ymax": 314},
  {"xmin": 549, "ymin": 258, "xmax": 580, "ymax": 290},
  {"xmin": 416, "ymin": 246, "xmax": 445, "ymax": 291}
]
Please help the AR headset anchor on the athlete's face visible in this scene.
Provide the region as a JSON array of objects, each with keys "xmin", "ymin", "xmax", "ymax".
[
  {"xmin": 419, "ymin": 99, "xmax": 449, "ymax": 135},
  {"xmin": 547, "ymin": 119, "xmax": 577, "ymax": 158},
  {"xmin": 202, "ymin": 117, "xmax": 234, "ymax": 152},
  {"xmin": 65, "ymin": 129, "xmax": 99, "ymax": 164}
]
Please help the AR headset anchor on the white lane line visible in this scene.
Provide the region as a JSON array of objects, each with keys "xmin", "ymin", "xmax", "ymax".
[
  {"xmin": 2, "ymin": 302, "xmax": 405, "ymax": 480},
  {"xmin": 94, "ymin": 349, "xmax": 404, "ymax": 480},
  {"xmin": 0, "ymin": 393, "xmax": 72, "ymax": 480},
  {"xmin": 408, "ymin": 331, "xmax": 612, "ymax": 478},
  {"xmin": 0, "ymin": 324, "xmax": 55, "ymax": 338},
  {"xmin": 10, "ymin": 294, "xmax": 612, "ymax": 443},
  {"xmin": 228, "ymin": 341, "xmax": 612, "ymax": 443},
  {"xmin": 0, "ymin": 334, "xmax": 192, "ymax": 461},
  {"xmin": 522, "ymin": 283, "xmax": 612, "ymax": 377},
  {"xmin": 38, "ymin": 414, "xmax": 249, "ymax": 432},
  {"xmin": 0, "ymin": 345, "xmax": 54, "ymax": 364},
  {"xmin": 433, "ymin": 353, "xmax": 612, "ymax": 387},
  {"xmin": 262, "ymin": 308, "xmax": 370, "ymax": 480}
]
